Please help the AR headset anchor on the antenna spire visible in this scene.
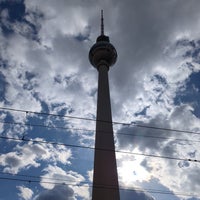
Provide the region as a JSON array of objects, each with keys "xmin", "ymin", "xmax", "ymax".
[{"xmin": 101, "ymin": 10, "xmax": 104, "ymax": 35}]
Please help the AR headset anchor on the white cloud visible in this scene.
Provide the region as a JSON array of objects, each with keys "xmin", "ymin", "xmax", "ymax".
[
  {"xmin": 118, "ymin": 155, "xmax": 152, "ymax": 186},
  {"xmin": 120, "ymin": 190, "xmax": 155, "ymax": 200},
  {"xmin": 0, "ymin": 139, "xmax": 72, "ymax": 174},
  {"xmin": 73, "ymin": 184, "xmax": 90, "ymax": 200},
  {"xmin": 25, "ymin": 0, "xmax": 90, "ymax": 46},
  {"xmin": 34, "ymin": 184, "xmax": 75, "ymax": 200},
  {"xmin": 116, "ymin": 104, "xmax": 200, "ymax": 198},
  {"xmin": 38, "ymin": 165, "xmax": 90, "ymax": 199},
  {"xmin": 0, "ymin": 151, "xmax": 40, "ymax": 174},
  {"xmin": 40, "ymin": 165, "xmax": 85, "ymax": 189},
  {"xmin": 1, "ymin": 0, "xmax": 200, "ymax": 199},
  {"xmin": 87, "ymin": 169, "xmax": 93, "ymax": 182},
  {"xmin": 17, "ymin": 185, "xmax": 33, "ymax": 200},
  {"xmin": 0, "ymin": 112, "xmax": 6, "ymax": 133}
]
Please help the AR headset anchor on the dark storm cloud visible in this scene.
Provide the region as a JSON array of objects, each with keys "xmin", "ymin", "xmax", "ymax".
[
  {"xmin": 114, "ymin": 0, "xmax": 200, "ymax": 66},
  {"xmin": 116, "ymin": 104, "xmax": 199, "ymax": 160},
  {"xmin": 108, "ymin": 0, "xmax": 200, "ymax": 108},
  {"xmin": 116, "ymin": 114, "xmax": 173, "ymax": 153},
  {"xmin": 35, "ymin": 185, "xmax": 75, "ymax": 200},
  {"xmin": 186, "ymin": 168, "xmax": 200, "ymax": 191},
  {"xmin": 5, "ymin": 155, "xmax": 21, "ymax": 167},
  {"xmin": 0, "ymin": 0, "xmax": 200, "ymax": 199},
  {"xmin": 141, "ymin": 159, "xmax": 153, "ymax": 171},
  {"xmin": 120, "ymin": 189, "xmax": 155, "ymax": 200}
]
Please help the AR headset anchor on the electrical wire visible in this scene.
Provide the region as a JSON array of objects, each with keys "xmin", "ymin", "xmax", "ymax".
[
  {"xmin": 1, "ymin": 106, "xmax": 200, "ymax": 135},
  {"xmin": 1, "ymin": 107, "xmax": 200, "ymax": 198},
  {"xmin": 0, "ymin": 170, "xmax": 198, "ymax": 198},
  {"xmin": 0, "ymin": 107, "xmax": 123, "ymax": 124},
  {"xmin": 0, "ymin": 171, "xmax": 86, "ymax": 184},
  {"xmin": 0, "ymin": 176, "xmax": 198, "ymax": 198},
  {"xmin": 1, "ymin": 120, "xmax": 200, "ymax": 143},
  {"xmin": 0, "ymin": 135, "xmax": 199, "ymax": 163}
]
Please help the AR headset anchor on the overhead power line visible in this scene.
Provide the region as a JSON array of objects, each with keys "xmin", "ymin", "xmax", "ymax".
[
  {"xmin": 0, "ymin": 121, "xmax": 200, "ymax": 142},
  {"xmin": 0, "ymin": 175, "xmax": 198, "ymax": 198},
  {"xmin": 0, "ymin": 107, "xmax": 121, "ymax": 124},
  {"xmin": 0, "ymin": 171, "xmax": 86, "ymax": 184},
  {"xmin": 0, "ymin": 107, "xmax": 200, "ymax": 136},
  {"xmin": 1, "ymin": 107, "xmax": 200, "ymax": 198},
  {"xmin": 1, "ymin": 120, "xmax": 200, "ymax": 143},
  {"xmin": 135, "ymin": 124, "xmax": 200, "ymax": 135},
  {"xmin": 0, "ymin": 135, "xmax": 199, "ymax": 163},
  {"xmin": 1, "ymin": 170, "xmax": 199, "ymax": 198}
]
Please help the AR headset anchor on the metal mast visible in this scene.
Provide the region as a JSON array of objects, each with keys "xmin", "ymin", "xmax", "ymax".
[{"xmin": 89, "ymin": 10, "xmax": 120, "ymax": 200}]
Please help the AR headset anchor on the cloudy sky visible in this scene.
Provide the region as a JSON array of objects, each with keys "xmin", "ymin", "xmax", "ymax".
[{"xmin": 0, "ymin": 0, "xmax": 200, "ymax": 199}]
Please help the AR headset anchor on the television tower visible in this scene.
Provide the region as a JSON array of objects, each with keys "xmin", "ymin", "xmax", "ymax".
[{"xmin": 89, "ymin": 10, "xmax": 120, "ymax": 200}]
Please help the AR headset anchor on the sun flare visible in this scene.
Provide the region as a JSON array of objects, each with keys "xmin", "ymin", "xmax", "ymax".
[{"xmin": 118, "ymin": 157, "xmax": 151, "ymax": 186}]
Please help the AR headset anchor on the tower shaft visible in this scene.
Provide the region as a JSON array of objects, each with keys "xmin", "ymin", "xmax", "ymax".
[{"xmin": 92, "ymin": 64, "xmax": 120, "ymax": 200}]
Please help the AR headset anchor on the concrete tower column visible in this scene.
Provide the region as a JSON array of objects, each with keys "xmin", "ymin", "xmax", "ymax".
[{"xmin": 89, "ymin": 11, "xmax": 120, "ymax": 200}]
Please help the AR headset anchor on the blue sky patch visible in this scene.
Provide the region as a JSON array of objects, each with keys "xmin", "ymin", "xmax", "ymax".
[{"xmin": 174, "ymin": 71, "xmax": 200, "ymax": 118}]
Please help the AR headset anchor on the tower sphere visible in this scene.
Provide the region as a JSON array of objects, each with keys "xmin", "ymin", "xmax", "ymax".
[{"xmin": 89, "ymin": 35, "xmax": 117, "ymax": 69}]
